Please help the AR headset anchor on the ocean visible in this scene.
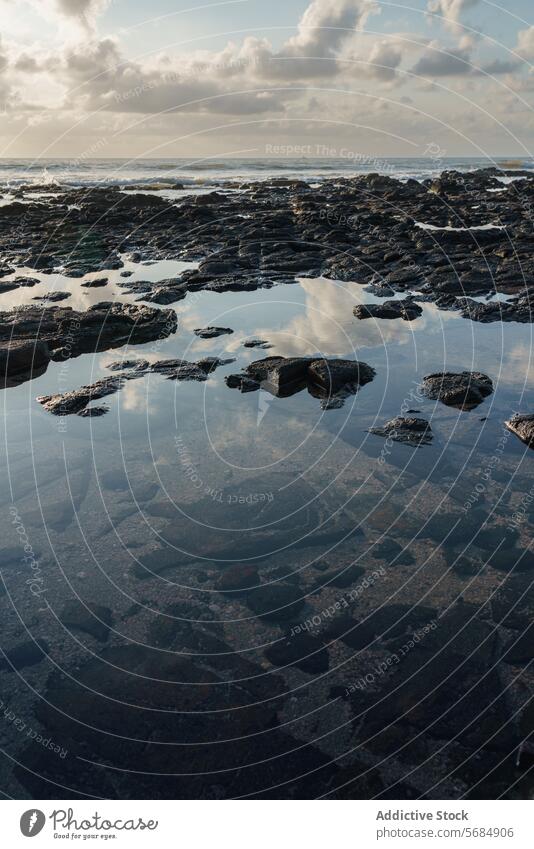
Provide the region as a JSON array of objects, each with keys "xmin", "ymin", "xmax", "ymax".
[{"xmin": 0, "ymin": 155, "xmax": 532, "ymax": 189}]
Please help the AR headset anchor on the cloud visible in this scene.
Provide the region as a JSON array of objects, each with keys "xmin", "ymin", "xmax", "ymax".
[
  {"xmin": 366, "ymin": 40, "xmax": 403, "ymax": 81},
  {"xmin": 517, "ymin": 26, "xmax": 534, "ymax": 61},
  {"xmin": 427, "ymin": 0, "xmax": 481, "ymax": 34},
  {"xmin": 47, "ymin": 0, "xmax": 382, "ymax": 114},
  {"xmin": 7, "ymin": 0, "xmax": 109, "ymax": 32},
  {"xmin": 257, "ymin": 0, "xmax": 378, "ymax": 79},
  {"xmin": 412, "ymin": 39, "xmax": 520, "ymax": 78},
  {"xmin": 412, "ymin": 41, "xmax": 473, "ymax": 76}
]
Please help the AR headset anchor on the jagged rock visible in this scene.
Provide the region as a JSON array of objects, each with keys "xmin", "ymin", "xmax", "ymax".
[
  {"xmin": 369, "ymin": 417, "xmax": 432, "ymax": 446},
  {"xmin": 226, "ymin": 356, "xmax": 375, "ymax": 408},
  {"xmin": 143, "ymin": 278, "xmax": 188, "ymax": 304},
  {"xmin": 421, "ymin": 371, "xmax": 493, "ymax": 410},
  {"xmin": 506, "ymin": 413, "xmax": 534, "ymax": 447},
  {"xmin": 37, "ymin": 356, "xmax": 232, "ymax": 416},
  {"xmin": 354, "ymin": 299, "xmax": 423, "ymax": 321}
]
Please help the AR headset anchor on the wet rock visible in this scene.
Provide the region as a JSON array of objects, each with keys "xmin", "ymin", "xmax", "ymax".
[
  {"xmin": 421, "ymin": 371, "xmax": 493, "ymax": 410},
  {"xmin": 38, "ymin": 376, "xmax": 126, "ymax": 416},
  {"xmin": 37, "ymin": 356, "xmax": 231, "ymax": 416},
  {"xmin": 486, "ymin": 548, "xmax": 533, "ymax": 572},
  {"xmin": 372, "ymin": 539, "xmax": 415, "ymax": 565},
  {"xmin": 265, "ymin": 631, "xmax": 329, "ymax": 674},
  {"xmin": 0, "ymin": 302, "xmax": 177, "ymax": 384},
  {"xmin": 194, "ymin": 326, "xmax": 233, "ymax": 339},
  {"xmin": 506, "ymin": 413, "xmax": 534, "ymax": 447},
  {"xmin": 456, "ymin": 296, "xmax": 534, "ymax": 323},
  {"xmin": 217, "ymin": 565, "xmax": 259, "ymax": 594},
  {"xmin": 14, "ymin": 276, "xmax": 40, "ymax": 287},
  {"xmin": 227, "ymin": 356, "xmax": 375, "ymax": 408},
  {"xmin": 143, "ymin": 278, "xmax": 188, "ymax": 305},
  {"xmin": 59, "ymin": 600, "xmax": 113, "ymax": 642},
  {"xmin": 32, "ymin": 291, "xmax": 71, "ymax": 302},
  {"xmin": 353, "ymin": 299, "xmax": 423, "ymax": 321},
  {"xmin": 243, "ymin": 339, "xmax": 272, "ymax": 349},
  {"xmin": 0, "ymin": 639, "xmax": 49, "ymax": 671},
  {"xmin": 78, "ymin": 405, "xmax": 109, "ymax": 417},
  {"xmin": 245, "ymin": 583, "xmax": 305, "ymax": 623},
  {"xmin": 81, "ymin": 277, "xmax": 108, "ymax": 288},
  {"xmin": 323, "ymin": 604, "xmax": 437, "ymax": 651},
  {"xmin": 369, "ymin": 417, "xmax": 432, "ymax": 446}
]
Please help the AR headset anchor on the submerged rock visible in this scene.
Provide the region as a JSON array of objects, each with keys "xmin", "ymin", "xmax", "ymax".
[
  {"xmin": 265, "ymin": 632, "xmax": 329, "ymax": 674},
  {"xmin": 505, "ymin": 413, "xmax": 534, "ymax": 447},
  {"xmin": 353, "ymin": 299, "xmax": 423, "ymax": 321},
  {"xmin": 421, "ymin": 371, "xmax": 493, "ymax": 410},
  {"xmin": 0, "ymin": 639, "xmax": 49, "ymax": 672},
  {"xmin": 368, "ymin": 417, "xmax": 432, "ymax": 446},
  {"xmin": 59, "ymin": 600, "xmax": 113, "ymax": 642}
]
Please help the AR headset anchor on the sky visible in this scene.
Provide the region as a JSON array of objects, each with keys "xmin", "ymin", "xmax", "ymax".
[{"xmin": 0, "ymin": 0, "xmax": 533, "ymax": 158}]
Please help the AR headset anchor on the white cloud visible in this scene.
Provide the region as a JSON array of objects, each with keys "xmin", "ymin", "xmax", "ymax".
[
  {"xmin": 427, "ymin": 0, "xmax": 481, "ymax": 34},
  {"xmin": 516, "ymin": 26, "xmax": 534, "ymax": 61}
]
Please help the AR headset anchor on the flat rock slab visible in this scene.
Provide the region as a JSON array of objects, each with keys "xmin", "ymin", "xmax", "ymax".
[
  {"xmin": 81, "ymin": 277, "xmax": 108, "ymax": 288},
  {"xmin": 354, "ymin": 300, "xmax": 423, "ymax": 321},
  {"xmin": 368, "ymin": 416, "xmax": 432, "ymax": 446},
  {"xmin": 421, "ymin": 371, "xmax": 493, "ymax": 410},
  {"xmin": 505, "ymin": 413, "xmax": 534, "ymax": 447},
  {"xmin": 0, "ymin": 302, "xmax": 177, "ymax": 385},
  {"xmin": 243, "ymin": 339, "xmax": 272, "ymax": 349},
  {"xmin": 194, "ymin": 326, "xmax": 234, "ymax": 338}
]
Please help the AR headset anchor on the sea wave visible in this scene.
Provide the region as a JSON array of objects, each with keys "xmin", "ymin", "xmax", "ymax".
[{"xmin": 0, "ymin": 156, "xmax": 532, "ymax": 190}]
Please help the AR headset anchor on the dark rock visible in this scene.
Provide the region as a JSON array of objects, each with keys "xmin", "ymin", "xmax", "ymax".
[
  {"xmin": 32, "ymin": 291, "xmax": 71, "ymax": 302},
  {"xmin": 506, "ymin": 413, "xmax": 534, "ymax": 448},
  {"xmin": 193, "ymin": 326, "xmax": 233, "ymax": 339},
  {"xmin": 81, "ymin": 277, "xmax": 108, "ymax": 288},
  {"xmin": 354, "ymin": 299, "xmax": 423, "ymax": 321},
  {"xmin": 78, "ymin": 405, "xmax": 109, "ymax": 417},
  {"xmin": 245, "ymin": 583, "xmax": 305, "ymax": 623},
  {"xmin": 421, "ymin": 371, "xmax": 493, "ymax": 410},
  {"xmin": 265, "ymin": 632, "xmax": 329, "ymax": 674},
  {"xmin": 227, "ymin": 356, "xmax": 375, "ymax": 409},
  {"xmin": 217, "ymin": 565, "xmax": 259, "ymax": 594},
  {"xmin": 143, "ymin": 278, "xmax": 188, "ymax": 305},
  {"xmin": 0, "ymin": 302, "xmax": 177, "ymax": 384},
  {"xmin": 369, "ymin": 417, "xmax": 432, "ymax": 446},
  {"xmin": 0, "ymin": 639, "xmax": 49, "ymax": 671},
  {"xmin": 243, "ymin": 339, "xmax": 272, "ymax": 349},
  {"xmin": 37, "ymin": 355, "xmax": 231, "ymax": 416},
  {"xmin": 59, "ymin": 600, "xmax": 113, "ymax": 641}
]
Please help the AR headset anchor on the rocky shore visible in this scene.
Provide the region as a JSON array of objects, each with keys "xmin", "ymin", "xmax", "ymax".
[{"xmin": 0, "ymin": 167, "xmax": 533, "ymax": 391}]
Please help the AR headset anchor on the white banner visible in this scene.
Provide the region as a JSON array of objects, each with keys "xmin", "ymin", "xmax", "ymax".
[{"xmin": 1, "ymin": 800, "xmax": 532, "ymax": 848}]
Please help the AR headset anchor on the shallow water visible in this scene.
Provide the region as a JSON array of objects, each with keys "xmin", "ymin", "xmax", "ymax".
[{"xmin": 1, "ymin": 264, "xmax": 534, "ymax": 799}]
